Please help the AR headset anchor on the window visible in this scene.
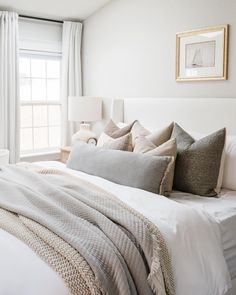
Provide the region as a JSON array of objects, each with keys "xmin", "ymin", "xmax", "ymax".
[{"xmin": 19, "ymin": 53, "xmax": 62, "ymax": 155}]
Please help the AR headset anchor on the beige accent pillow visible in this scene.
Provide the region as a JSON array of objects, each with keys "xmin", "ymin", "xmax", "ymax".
[
  {"xmin": 97, "ymin": 133, "xmax": 132, "ymax": 151},
  {"xmin": 131, "ymin": 121, "xmax": 174, "ymax": 147},
  {"xmin": 131, "ymin": 121, "xmax": 150, "ymax": 139},
  {"xmin": 103, "ymin": 119, "xmax": 136, "ymax": 139},
  {"xmin": 134, "ymin": 137, "xmax": 177, "ymax": 193}
]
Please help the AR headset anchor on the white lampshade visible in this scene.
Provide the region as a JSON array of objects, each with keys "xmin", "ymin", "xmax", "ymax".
[{"xmin": 68, "ymin": 96, "xmax": 102, "ymax": 122}]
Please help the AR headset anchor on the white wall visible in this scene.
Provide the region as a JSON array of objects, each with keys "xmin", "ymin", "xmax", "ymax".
[{"xmin": 82, "ymin": 0, "xmax": 236, "ymax": 128}]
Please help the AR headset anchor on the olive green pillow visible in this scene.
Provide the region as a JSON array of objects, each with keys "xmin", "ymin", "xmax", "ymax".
[{"xmin": 172, "ymin": 123, "xmax": 226, "ymax": 197}]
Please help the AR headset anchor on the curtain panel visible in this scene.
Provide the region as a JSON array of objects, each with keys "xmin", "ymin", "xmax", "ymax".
[
  {"xmin": 0, "ymin": 11, "xmax": 19, "ymax": 163},
  {"xmin": 61, "ymin": 21, "xmax": 82, "ymax": 146}
]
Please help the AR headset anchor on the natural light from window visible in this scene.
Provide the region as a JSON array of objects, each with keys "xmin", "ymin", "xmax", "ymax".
[{"xmin": 19, "ymin": 54, "xmax": 62, "ymax": 155}]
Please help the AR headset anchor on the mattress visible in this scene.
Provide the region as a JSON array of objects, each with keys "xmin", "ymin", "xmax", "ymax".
[{"xmin": 170, "ymin": 190, "xmax": 236, "ymax": 279}]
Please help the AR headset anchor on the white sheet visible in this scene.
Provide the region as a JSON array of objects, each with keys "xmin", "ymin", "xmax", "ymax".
[
  {"xmin": 170, "ymin": 190, "xmax": 236, "ymax": 280},
  {"xmin": 0, "ymin": 161, "xmax": 233, "ymax": 295}
]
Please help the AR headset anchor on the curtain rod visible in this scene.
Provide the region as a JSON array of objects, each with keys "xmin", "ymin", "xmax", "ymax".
[{"xmin": 19, "ymin": 14, "xmax": 63, "ymax": 24}]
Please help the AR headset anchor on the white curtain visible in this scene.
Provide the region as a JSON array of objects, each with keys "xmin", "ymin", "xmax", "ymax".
[
  {"xmin": 0, "ymin": 11, "xmax": 19, "ymax": 163},
  {"xmin": 61, "ymin": 21, "xmax": 82, "ymax": 146}
]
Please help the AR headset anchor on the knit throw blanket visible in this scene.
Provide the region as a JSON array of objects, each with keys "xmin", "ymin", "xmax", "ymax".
[{"xmin": 0, "ymin": 165, "xmax": 175, "ymax": 295}]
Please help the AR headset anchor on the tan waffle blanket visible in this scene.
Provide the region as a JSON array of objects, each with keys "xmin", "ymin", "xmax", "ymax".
[{"xmin": 0, "ymin": 165, "xmax": 175, "ymax": 295}]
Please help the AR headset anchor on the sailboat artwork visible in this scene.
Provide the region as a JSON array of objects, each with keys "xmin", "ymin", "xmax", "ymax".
[
  {"xmin": 191, "ymin": 49, "xmax": 203, "ymax": 67},
  {"xmin": 176, "ymin": 25, "xmax": 228, "ymax": 81},
  {"xmin": 185, "ymin": 40, "xmax": 216, "ymax": 69}
]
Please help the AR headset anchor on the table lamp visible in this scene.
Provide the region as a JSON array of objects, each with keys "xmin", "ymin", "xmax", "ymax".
[{"xmin": 68, "ymin": 96, "xmax": 102, "ymax": 144}]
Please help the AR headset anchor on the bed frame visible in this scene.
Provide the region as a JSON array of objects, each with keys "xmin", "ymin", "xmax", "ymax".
[
  {"xmin": 111, "ymin": 98, "xmax": 236, "ymax": 135},
  {"xmin": 111, "ymin": 97, "xmax": 236, "ymax": 294}
]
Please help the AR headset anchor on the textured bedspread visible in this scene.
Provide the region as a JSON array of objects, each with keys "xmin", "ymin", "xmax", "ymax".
[{"xmin": 0, "ymin": 165, "xmax": 174, "ymax": 295}]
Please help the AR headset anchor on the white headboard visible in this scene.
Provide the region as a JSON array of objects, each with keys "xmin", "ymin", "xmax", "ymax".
[{"xmin": 111, "ymin": 98, "xmax": 236, "ymax": 135}]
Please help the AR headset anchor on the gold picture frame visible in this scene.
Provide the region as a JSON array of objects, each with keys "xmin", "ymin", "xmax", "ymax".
[{"xmin": 176, "ymin": 25, "xmax": 229, "ymax": 81}]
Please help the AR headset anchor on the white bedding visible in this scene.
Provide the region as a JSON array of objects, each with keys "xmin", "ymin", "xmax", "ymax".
[
  {"xmin": 0, "ymin": 161, "xmax": 234, "ymax": 295},
  {"xmin": 170, "ymin": 190, "xmax": 236, "ymax": 280}
]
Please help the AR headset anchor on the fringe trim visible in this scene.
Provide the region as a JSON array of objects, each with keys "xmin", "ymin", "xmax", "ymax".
[
  {"xmin": 148, "ymin": 234, "xmax": 167, "ymax": 295},
  {"xmin": 159, "ymin": 156, "xmax": 175, "ymax": 196}
]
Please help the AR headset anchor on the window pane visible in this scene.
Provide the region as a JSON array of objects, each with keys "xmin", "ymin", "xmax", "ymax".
[
  {"xmin": 49, "ymin": 126, "xmax": 61, "ymax": 147},
  {"xmin": 20, "ymin": 78, "xmax": 31, "ymax": 101},
  {"xmin": 20, "ymin": 53, "xmax": 62, "ymax": 155},
  {"xmin": 48, "ymin": 105, "xmax": 61, "ymax": 126},
  {"xmin": 47, "ymin": 79, "xmax": 60, "ymax": 101},
  {"xmin": 34, "ymin": 127, "xmax": 48, "ymax": 149},
  {"xmin": 33, "ymin": 105, "xmax": 48, "ymax": 127},
  {"xmin": 31, "ymin": 58, "xmax": 46, "ymax": 78},
  {"xmin": 47, "ymin": 60, "xmax": 60, "ymax": 78},
  {"xmin": 21, "ymin": 128, "xmax": 33, "ymax": 151},
  {"xmin": 32, "ymin": 78, "xmax": 46, "ymax": 101},
  {"xmin": 21, "ymin": 106, "xmax": 32, "ymax": 128},
  {"xmin": 20, "ymin": 57, "xmax": 30, "ymax": 77}
]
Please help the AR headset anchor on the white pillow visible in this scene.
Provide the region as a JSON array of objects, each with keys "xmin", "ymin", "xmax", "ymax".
[{"xmin": 222, "ymin": 136, "xmax": 236, "ymax": 191}]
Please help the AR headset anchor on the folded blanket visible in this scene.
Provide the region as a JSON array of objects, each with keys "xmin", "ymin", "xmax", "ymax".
[{"xmin": 0, "ymin": 165, "xmax": 175, "ymax": 295}]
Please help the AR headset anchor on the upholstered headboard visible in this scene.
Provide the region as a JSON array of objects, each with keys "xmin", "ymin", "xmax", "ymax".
[{"xmin": 111, "ymin": 98, "xmax": 236, "ymax": 135}]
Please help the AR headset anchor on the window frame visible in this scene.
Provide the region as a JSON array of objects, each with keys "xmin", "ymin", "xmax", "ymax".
[{"xmin": 19, "ymin": 50, "xmax": 62, "ymax": 156}]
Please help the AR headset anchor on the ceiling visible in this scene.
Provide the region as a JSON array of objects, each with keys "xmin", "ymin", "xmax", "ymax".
[{"xmin": 0, "ymin": 0, "xmax": 111, "ymax": 21}]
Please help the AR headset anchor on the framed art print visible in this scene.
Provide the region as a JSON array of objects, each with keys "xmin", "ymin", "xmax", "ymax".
[{"xmin": 176, "ymin": 25, "xmax": 229, "ymax": 81}]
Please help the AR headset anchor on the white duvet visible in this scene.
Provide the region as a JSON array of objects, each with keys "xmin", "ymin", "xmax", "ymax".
[{"xmin": 0, "ymin": 161, "xmax": 232, "ymax": 295}]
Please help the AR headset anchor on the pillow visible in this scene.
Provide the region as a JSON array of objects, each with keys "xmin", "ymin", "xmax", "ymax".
[
  {"xmin": 131, "ymin": 121, "xmax": 150, "ymax": 138},
  {"xmin": 134, "ymin": 137, "xmax": 177, "ymax": 193},
  {"xmin": 97, "ymin": 119, "xmax": 135, "ymax": 150},
  {"xmin": 103, "ymin": 119, "xmax": 135, "ymax": 139},
  {"xmin": 67, "ymin": 142, "xmax": 173, "ymax": 195},
  {"xmin": 131, "ymin": 121, "xmax": 174, "ymax": 147},
  {"xmin": 97, "ymin": 133, "xmax": 132, "ymax": 151},
  {"xmin": 171, "ymin": 123, "xmax": 226, "ymax": 197},
  {"xmin": 222, "ymin": 136, "xmax": 236, "ymax": 191},
  {"xmin": 117, "ymin": 122, "xmax": 128, "ymax": 128},
  {"xmin": 190, "ymin": 131, "xmax": 226, "ymax": 193}
]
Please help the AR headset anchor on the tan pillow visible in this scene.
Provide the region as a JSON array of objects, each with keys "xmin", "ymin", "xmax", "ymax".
[
  {"xmin": 147, "ymin": 123, "xmax": 174, "ymax": 147},
  {"xmin": 134, "ymin": 137, "xmax": 177, "ymax": 193},
  {"xmin": 133, "ymin": 136, "xmax": 156, "ymax": 153},
  {"xmin": 131, "ymin": 121, "xmax": 150, "ymax": 139},
  {"xmin": 131, "ymin": 121, "xmax": 174, "ymax": 147},
  {"xmin": 103, "ymin": 119, "xmax": 136, "ymax": 139},
  {"xmin": 98, "ymin": 133, "xmax": 132, "ymax": 151}
]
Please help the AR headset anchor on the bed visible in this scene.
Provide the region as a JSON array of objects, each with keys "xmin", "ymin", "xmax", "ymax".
[
  {"xmin": 111, "ymin": 97, "xmax": 236, "ymax": 295},
  {"xmin": 0, "ymin": 97, "xmax": 236, "ymax": 295}
]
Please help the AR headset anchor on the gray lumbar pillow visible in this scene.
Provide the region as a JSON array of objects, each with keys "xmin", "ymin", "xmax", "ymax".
[
  {"xmin": 171, "ymin": 123, "xmax": 226, "ymax": 197},
  {"xmin": 67, "ymin": 142, "xmax": 173, "ymax": 195}
]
